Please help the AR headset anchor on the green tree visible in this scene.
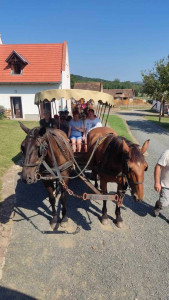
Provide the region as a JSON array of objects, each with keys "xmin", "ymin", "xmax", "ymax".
[{"xmin": 142, "ymin": 57, "xmax": 169, "ymax": 120}]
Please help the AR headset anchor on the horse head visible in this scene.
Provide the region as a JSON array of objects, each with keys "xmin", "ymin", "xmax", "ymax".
[
  {"xmin": 122, "ymin": 139, "xmax": 149, "ymax": 201},
  {"xmin": 20, "ymin": 122, "xmax": 48, "ymax": 184}
]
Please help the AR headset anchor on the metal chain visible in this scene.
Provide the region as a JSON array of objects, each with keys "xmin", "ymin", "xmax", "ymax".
[
  {"xmin": 60, "ymin": 180, "xmax": 83, "ymax": 199},
  {"xmin": 61, "ymin": 180, "xmax": 123, "ymax": 207}
]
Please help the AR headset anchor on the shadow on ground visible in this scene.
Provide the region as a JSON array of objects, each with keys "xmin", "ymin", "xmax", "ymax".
[
  {"xmin": 117, "ymin": 112, "xmax": 169, "ymax": 136},
  {"xmin": 123, "ymin": 194, "xmax": 169, "ymax": 224},
  {"xmin": 0, "ymin": 286, "xmax": 35, "ymax": 300},
  {"xmin": 6, "ymin": 173, "xmax": 108, "ymax": 234}
]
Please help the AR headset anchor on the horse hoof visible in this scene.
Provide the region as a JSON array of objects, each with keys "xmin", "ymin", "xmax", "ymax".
[
  {"xmin": 60, "ymin": 217, "xmax": 68, "ymax": 228},
  {"xmin": 116, "ymin": 221, "xmax": 123, "ymax": 228},
  {"xmin": 101, "ymin": 218, "xmax": 109, "ymax": 225},
  {"xmin": 50, "ymin": 216, "xmax": 58, "ymax": 230}
]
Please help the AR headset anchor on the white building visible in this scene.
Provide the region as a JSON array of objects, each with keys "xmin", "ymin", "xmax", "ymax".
[{"xmin": 0, "ymin": 38, "xmax": 70, "ymax": 119}]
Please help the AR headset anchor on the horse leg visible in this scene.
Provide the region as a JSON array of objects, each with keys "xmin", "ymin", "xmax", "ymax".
[
  {"xmin": 115, "ymin": 204, "xmax": 123, "ymax": 228},
  {"xmin": 93, "ymin": 169, "xmax": 98, "ymax": 189},
  {"xmin": 100, "ymin": 179, "xmax": 109, "ymax": 225},
  {"xmin": 60, "ymin": 182, "xmax": 69, "ymax": 228},
  {"xmin": 115, "ymin": 183, "xmax": 124, "ymax": 228},
  {"xmin": 43, "ymin": 180, "xmax": 58, "ymax": 229}
]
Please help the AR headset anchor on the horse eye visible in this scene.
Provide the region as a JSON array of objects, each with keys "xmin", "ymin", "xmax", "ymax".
[{"xmin": 145, "ymin": 165, "xmax": 148, "ymax": 171}]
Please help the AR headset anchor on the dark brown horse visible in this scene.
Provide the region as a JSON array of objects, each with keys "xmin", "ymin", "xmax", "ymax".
[
  {"xmin": 20, "ymin": 123, "xmax": 73, "ymax": 229},
  {"xmin": 87, "ymin": 127, "xmax": 150, "ymax": 228}
]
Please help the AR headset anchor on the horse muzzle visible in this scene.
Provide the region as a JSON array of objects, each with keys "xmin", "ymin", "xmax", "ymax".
[{"xmin": 21, "ymin": 171, "xmax": 37, "ymax": 184}]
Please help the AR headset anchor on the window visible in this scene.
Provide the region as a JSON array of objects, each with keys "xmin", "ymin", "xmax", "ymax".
[
  {"xmin": 10, "ymin": 60, "xmax": 23, "ymax": 75},
  {"xmin": 5, "ymin": 50, "xmax": 28, "ymax": 75}
]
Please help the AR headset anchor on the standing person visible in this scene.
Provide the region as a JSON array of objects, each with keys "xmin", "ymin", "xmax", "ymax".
[
  {"xmin": 154, "ymin": 149, "xmax": 169, "ymax": 216},
  {"xmin": 83, "ymin": 109, "xmax": 102, "ymax": 151},
  {"xmin": 68, "ymin": 111, "xmax": 84, "ymax": 152},
  {"xmin": 40, "ymin": 111, "xmax": 57, "ymax": 128}
]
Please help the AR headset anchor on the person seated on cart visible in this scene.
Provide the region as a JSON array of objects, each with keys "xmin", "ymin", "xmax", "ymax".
[
  {"xmin": 84, "ymin": 109, "xmax": 102, "ymax": 151},
  {"xmin": 40, "ymin": 111, "xmax": 57, "ymax": 129},
  {"xmin": 68, "ymin": 110, "xmax": 84, "ymax": 152},
  {"xmin": 54, "ymin": 111, "xmax": 69, "ymax": 135}
]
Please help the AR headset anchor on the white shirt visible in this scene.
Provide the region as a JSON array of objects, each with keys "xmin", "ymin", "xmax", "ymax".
[
  {"xmin": 158, "ymin": 150, "xmax": 169, "ymax": 188},
  {"xmin": 84, "ymin": 117, "xmax": 102, "ymax": 136}
]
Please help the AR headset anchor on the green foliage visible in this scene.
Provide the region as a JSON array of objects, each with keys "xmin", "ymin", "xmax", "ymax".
[
  {"xmin": 0, "ymin": 105, "xmax": 5, "ymax": 120},
  {"xmin": 142, "ymin": 56, "xmax": 169, "ymax": 102},
  {"xmin": 71, "ymin": 74, "xmax": 143, "ymax": 96}
]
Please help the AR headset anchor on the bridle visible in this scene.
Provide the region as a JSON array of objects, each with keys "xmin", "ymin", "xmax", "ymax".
[
  {"xmin": 122, "ymin": 160, "xmax": 145, "ymax": 186},
  {"xmin": 23, "ymin": 135, "xmax": 48, "ymax": 168},
  {"xmin": 22, "ymin": 130, "xmax": 73, "ymax": 181}
]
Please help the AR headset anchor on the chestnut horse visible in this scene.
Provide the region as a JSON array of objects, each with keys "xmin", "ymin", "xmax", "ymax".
[
  {"xmin": 20, "ymin": 123, "xmax": 73, "ymax": 229},
  {"xmin": 87, "ymin": 127, "xmax": 150, "ymax": 228}
]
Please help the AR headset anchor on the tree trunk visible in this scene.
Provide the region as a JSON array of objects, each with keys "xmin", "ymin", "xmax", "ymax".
[
  {"xmin": 162, "ymin": 100, "xmax": 165, "ymax": 117},
  {"xmin": 159, "ymin": 95, "xmax": 164, "ymax": 122}
]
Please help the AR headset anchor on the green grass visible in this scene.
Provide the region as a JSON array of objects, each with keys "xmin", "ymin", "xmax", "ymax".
[
  {"xmin": 107, "ymin": 115, "xmax": 133, "ymax": 141},
  {"xmin": 0, "ymin": 119, "xmax": 38, "ymax": 199},
  {"xmin": 120, "ymin": 106, "xmax": 150, "ymax": 110},
  {"xmin": 144, "ymin": 115, "xmax": 169, "ymax": 131}
]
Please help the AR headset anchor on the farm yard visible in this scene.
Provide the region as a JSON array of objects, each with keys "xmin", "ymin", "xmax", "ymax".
[
  {"xmin": 1, "ymin": 1, "xmax": 169, "ymax": 298},
  {"xmin": 0, "ymin": 110, "xmax": 169, "ymax": 299}
]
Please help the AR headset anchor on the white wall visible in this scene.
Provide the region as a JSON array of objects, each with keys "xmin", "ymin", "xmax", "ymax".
[{"xmin": 0, "ymin": 83, "xmax": 60, "ymax": 119}]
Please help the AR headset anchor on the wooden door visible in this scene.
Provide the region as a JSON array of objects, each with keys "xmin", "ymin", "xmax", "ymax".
[{"xmin": 11, "ymin": 97, "xmax": 23, "ymax": 118}]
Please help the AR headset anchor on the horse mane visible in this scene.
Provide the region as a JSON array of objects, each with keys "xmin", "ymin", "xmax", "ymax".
[{"xmin": 107, "ymin": 135, "xmax": 145, "ymax": 163}]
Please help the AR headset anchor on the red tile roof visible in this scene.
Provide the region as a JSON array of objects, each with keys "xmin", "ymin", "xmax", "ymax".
[
  {"xmin": 74, "ymin": 82, "xmax": 103, "ymax": 92},
  {"xmin": 0, "ymin": 42, "xmax": 67, "ymax": 83},
  {"xmin": 104, "ymin": 89, "xmax": 135, "ymax": 98}
]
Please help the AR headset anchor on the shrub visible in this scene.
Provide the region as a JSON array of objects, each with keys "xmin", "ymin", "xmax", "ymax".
[{"xmin": 0, "ymin": 106, "xmax": 5, "ymax": 120}]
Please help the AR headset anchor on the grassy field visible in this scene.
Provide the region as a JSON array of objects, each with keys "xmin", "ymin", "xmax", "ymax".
[
  {"xmin": 144, "ymin": 115, "xmax": 169, "ymax": 131},
  {"xmin": 0, "ymin": 120, "xmax": 38, "ymax": 197},
  {"xmin": 107, "ymin": 114, "xmax": 133, "ymax": 141},
  {"xmin": 120, "ymin": 105, "xmax": 150, "ymax": 110}
]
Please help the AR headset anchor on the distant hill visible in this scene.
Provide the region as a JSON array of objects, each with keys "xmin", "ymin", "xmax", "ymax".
[{"xmin": 71, "ymin": 74, "xmax": 144, "ymax": 96}]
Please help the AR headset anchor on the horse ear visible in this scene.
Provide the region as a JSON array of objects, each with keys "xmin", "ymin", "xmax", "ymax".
[
  {"xmin": 19, "ymin": 122, "xmax": 30, "ymax": 134},
  {"xmin": 140, "ymin": 139, "xmax": 150, "ymax": 154},
  {"xmin": 122, "ymin": 139, "xmax": 130, "ymax": 153},
  {"xmin": 39, "ymin": 127, "xmax": 46, "ymax": 136}
]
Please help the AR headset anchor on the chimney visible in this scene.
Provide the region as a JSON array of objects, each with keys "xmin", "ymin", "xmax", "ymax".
[{"xmin": 0, "ymin": 34, "xmax": 3, "ymax": 44}]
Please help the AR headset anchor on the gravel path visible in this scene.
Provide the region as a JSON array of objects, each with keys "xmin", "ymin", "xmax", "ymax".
[{"xmin": 0, "ymin": 110, "xmax": 169, "ymax": 300}]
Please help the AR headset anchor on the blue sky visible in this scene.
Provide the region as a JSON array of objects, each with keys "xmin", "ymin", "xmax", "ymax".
[{"xmin": 0, "ymin": 0, "xmax": 169, "ymax": 82}]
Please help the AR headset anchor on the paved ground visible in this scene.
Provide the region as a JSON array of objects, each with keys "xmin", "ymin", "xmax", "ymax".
[{"xmin": 0, "ymin": 110, "xmax": 169, "ymax": 300}]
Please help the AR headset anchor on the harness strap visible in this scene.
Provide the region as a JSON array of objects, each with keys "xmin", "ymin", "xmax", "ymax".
[
  {"xmin": 41, "ymin": 160, "xmax": 73, "ymax": 179},
  {"xmin": 48, "ymin": 138, "xmax": 63, "ymax": 182}
]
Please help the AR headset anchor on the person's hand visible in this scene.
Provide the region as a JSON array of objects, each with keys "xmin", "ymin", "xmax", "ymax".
[{"xmin": 154, "ymin": 183, "xmax": 161, "ymax": 193}]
